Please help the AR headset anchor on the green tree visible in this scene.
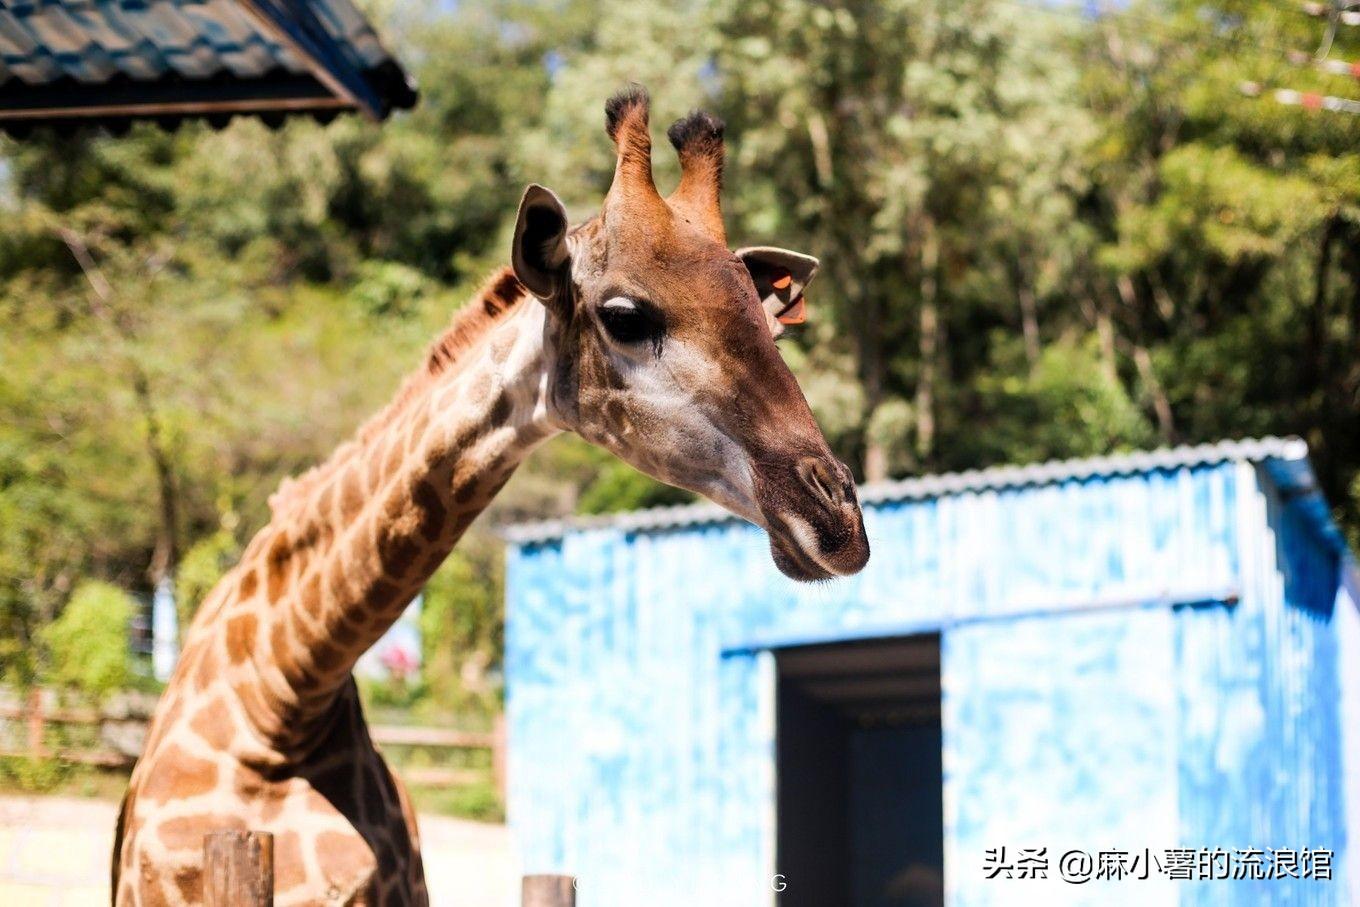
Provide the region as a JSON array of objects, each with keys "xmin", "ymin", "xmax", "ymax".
[
  {"xmin": 39, "ymin": 581, "xmax": 136, "ymax": 699},
  {"xmin": 710, "ymin": 0, "xmax": 1097, "ymax": 477},
  {"xmin": 1079, "ymin": 0, "xmax": 1360, "ymax": 529}
]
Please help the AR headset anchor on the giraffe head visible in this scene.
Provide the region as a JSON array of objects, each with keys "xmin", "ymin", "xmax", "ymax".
[{"xmin": 512, "ymin": 86, "xmax": 868, "ymax": 581}]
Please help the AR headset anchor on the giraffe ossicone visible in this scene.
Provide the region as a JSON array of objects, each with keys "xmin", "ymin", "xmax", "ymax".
[{"xmin": 114, "ymin": 86, "xmax": 868, "ymax": 907}]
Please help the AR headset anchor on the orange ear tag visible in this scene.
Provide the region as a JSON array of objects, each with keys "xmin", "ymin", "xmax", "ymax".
[
  {"xmin": 777, "ymin": 297, "xmax": 807, "ymax": 325},
  {"xmin": 771, "ymin": 272, "xmax": 793, "ymax": 291}
]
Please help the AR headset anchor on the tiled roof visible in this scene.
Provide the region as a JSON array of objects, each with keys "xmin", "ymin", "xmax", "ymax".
[
  {"xmin": 0, "ymin": 0, "xmax": 416, "ymax": 134},
  {"xmin": 503, "ymin": 436, "xmax": 1314, "ymax": 543}
]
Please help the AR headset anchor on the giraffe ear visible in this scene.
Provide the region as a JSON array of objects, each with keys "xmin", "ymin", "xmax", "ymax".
[
  {"xmin": 737, "ymin": 246, "xmax": 819, "ymax": 335},
  {"xmin": 512, "ymin": 184, "xmax": 571, "ymax": 302}
]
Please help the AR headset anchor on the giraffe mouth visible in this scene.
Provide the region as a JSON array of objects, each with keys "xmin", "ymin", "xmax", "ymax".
[
  {"xmin": 764, "ymin": 509, "xmax": 870, "ymax": 582},
  {"xmin": 769, "ymin": 532, "xmax": 837, "ymax": 581}
]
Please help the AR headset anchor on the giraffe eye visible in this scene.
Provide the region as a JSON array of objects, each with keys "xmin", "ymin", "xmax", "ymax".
[{"xmin": 599, "ymin": 297, "xmax": 663, "ymax": 347}]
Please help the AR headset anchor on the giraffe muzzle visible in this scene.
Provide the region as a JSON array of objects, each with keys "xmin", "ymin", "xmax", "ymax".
[{"xmin": 758, "ymin": 455, "xmax": 869, "ymax": 582}]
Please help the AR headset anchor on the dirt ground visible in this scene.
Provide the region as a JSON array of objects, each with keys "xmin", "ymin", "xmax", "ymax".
[{"xmin": 0, "ymin": 795, "xmax": 516, "ymax": 906}]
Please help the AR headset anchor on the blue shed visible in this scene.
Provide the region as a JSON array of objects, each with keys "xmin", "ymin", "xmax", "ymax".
[{"xmin": 503, "ymin": 438, "xmax": 1360, "ymax": 907}]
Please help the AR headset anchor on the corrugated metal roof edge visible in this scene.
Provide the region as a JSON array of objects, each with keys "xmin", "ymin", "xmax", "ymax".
[{"xmin": 502, "ymin": 436, "xmax": 1313, "ymax": 544}]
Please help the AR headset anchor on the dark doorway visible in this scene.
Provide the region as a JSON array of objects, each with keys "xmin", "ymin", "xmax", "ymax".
[{"xmin": 776, "ymin": 635, "xmax": 944, "ymax": 907}]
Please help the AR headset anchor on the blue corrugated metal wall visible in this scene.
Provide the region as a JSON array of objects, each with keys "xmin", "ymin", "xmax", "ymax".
[
  {"xmin": 1171, "ymin": 464, "xmax": 1348, "ymax": 907},
  {"xmin": 506, "ymin": 460, "xmax": 1354, "ymax": 906},
  {"xmin": 944, "ymin": 605, "xmax": 1182, "ymax": 906}
]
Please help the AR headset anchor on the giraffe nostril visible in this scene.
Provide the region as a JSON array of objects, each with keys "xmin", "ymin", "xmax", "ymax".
[{"xmin": 796, "ymin": 457, "xmax": 844, "ymax": 508}]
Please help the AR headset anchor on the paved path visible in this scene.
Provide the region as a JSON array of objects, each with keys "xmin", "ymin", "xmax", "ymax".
[{"xmin": 0, "ymin": 795, "xmax": 516, "ymax": 906}]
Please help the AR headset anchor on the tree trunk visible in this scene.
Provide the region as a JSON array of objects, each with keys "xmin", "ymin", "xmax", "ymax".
[
  {"xmin": 860, "ymin": 284, "xmax": 889, "ymax": 481},
  {"xmin": 1018, "ymin": 280, "xmax": 1041, "ymax": 370},
  {"xmin": 914, "ymin": 222, "xmax": 941, "ymax": 467},
  {"xmin": 1341, "ymin": 227, "xmax": 1360, "ymax": 408},
  {"xmin": 1346, "ymin": 227, "xmax": 1360, "ymax": 348},
  {"xmin": 849, "ymin": 252, "xmax": 889, "ymax": 482},
  {"xmin": 134, "ymin": 371, "xmax": 180, "ymax": 586},
  {"xmin": 1100, "ymin": 280, "xmax": 1126, "ymax": 387},
  {"xmin": 58, "ymin": 226, "xmax": 181, "ymax": 587},
  {"xmin": 1109, "ymin": 277, "xmax": 1174, "ymax": 441},
  {"xmin": 863, "ymin": 439, "xmax": 889, "ymax": 484},
  {"xmin": 1305, "ymin": 216, "xmax": 1338, "ymax": 399},
  {"xmin": 1130, "ymin": 344, "xmax": 1175, "ymax": 443}
]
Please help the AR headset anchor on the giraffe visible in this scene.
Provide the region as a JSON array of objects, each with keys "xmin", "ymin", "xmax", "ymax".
[{"xmin": 112, "ymin": 86, "xmax": 869, "ymax": 906}]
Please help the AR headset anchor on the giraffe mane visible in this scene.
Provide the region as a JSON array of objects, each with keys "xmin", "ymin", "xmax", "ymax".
[
  {"xmin": 268, "ymin": 267, "xmax": 529, "ymax": 517},
  {"xmin": 421, "ymin": 268, "xmax": 528, "ymax": 380}
]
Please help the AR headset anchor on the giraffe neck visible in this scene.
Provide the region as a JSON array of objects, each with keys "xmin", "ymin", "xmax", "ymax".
[{"xmin": 212, "ymin": 275, "xmax": 558, "ymax": 745}]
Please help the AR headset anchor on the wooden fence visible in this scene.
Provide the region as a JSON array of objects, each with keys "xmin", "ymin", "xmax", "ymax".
[
  {"xmin": 0, "ymin": 688, "xmax": 152, "ymax": 767},
  {"xmin": 0, "ymin": 688, "xmax": 506, "ymax": 797},
  {"xmin": 369, "ymin": 720, "xmax": 507, "ymax": 795},
  {"xmin": 205, "ymin": 832, "xmax": 574, "ymax": 906}
]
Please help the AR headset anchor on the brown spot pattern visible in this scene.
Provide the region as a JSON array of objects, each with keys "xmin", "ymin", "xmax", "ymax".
[
  {"xmin": 413, "ymin": 482, "xmax": 447, "ymax": 542},
  {"xmin": 316, "ymin": 830, "xmax": 377, "ymax": 889},
  {"xmin": 225, "ymin": 613, "xmax": 258, "ymax": 665},
  {"xmin": 488, "ymin": 393, "xmax": 512, "ymax": 425},
  {"xmin": 339, "ymin": 472, "xmax": 365, "ymax": 521},
  {"xmin": 367, "ymin": 579, "xmax": 404, "ymax": 613},
  {"xmin": 331, "ymin": 620, "xmax": 359, "ymax": 648},
  {"xmin": 274, "ymin": 830, "xmax": 307, "ymax": 891},
  {"xmin": 187, "ymin": 698, "xmax": 234, "ymax": 751},
  {"xmin": 172, "ymin": 865, "xmax": 203, "ymax": 904},
  {"xmin": 313, "ymin": 642, "xmax": 345, "ymax": 674},
  {"xmin": 452, "ymin": 479, "xmax": 479, "ymax": 505},
  {"xmin": 158, "ymin": 814, "xmax": 237, "ymax": 852},
  {"xmin": 238, "ymin": 568, "xmax": 259, "ymax": 600},
  {"xmin": 139, "ymin": 745, "xmax": 218, "ymax": 803},
  {"xmin": 265, "ymin": 532, "xmax": 290, "ymax": 602},
  {"xmin": 298, "ymin": 572, "xmax": 323, "ymax": 617},
  {"xmin": 377, "ymin": 529, "xmax": 421, "ymax": 577}
]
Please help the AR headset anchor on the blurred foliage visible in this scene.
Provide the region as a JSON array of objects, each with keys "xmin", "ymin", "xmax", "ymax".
[
  {"xmin": 1, "ymin": 0, "xmax": 1358, "ymax": 712},
  {"xmin": 38, "ymin": 581, "xmax": 135, "ymax": 698},
  {"xmin": 966, "ymin": 332, "xmax": 1157, "ymax": 465},
  {"xmin": 0, "ymin": 754, "xmax": 75, "ymax": 794},
  {"xmin": 407, "ymin": 778, "xmax": 504, "ymax": 823},
  {"xmin": 358, "ymin": 672, "xmax": 430, "ymax": 713},
  {"xmin": 0, "ymin": 759, "xmax": 127, "ymax": 800},
  {"xmin": 419, "ymin": 531, "xmax": 503, "ymax": 714},
  {"xmin": 175, "ymin": 528, "xmax": 241, "ymax": 634}
]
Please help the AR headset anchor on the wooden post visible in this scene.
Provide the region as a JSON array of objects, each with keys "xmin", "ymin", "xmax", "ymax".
[
  {"xmin": 26, "ymin": 688, "xmax": 44, "ymax": 757},
  {"xmin": 204, "ymin": 830, "xmax": 274, "ymax": 907},
  {"xmin": 522, "ymin": 874, "xmax": 575, "ymax": 907},
  {"xmin": 492, "ymin": 712, "xmax": 507, "ymax": 800}
]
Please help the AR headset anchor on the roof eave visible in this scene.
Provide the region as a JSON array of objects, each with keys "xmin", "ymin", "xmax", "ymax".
[
  {"xmin": 0, "ymin": 73, "xmax": 350, "ymax": 125},
  {"xmin": 235, "ymin": 0, "xmax": 384, "ymax": 120}
]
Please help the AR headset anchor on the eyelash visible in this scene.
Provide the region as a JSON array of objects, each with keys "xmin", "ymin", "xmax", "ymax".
[{"xmin": 599, "ymin": 300, "xmax": 664, "ymax": 348}]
